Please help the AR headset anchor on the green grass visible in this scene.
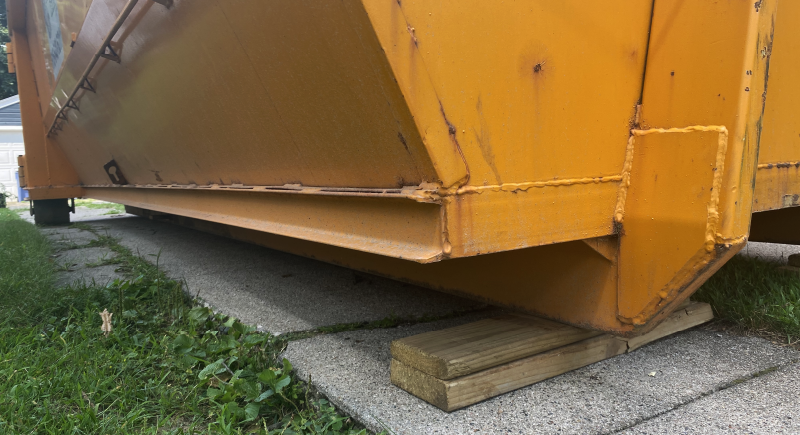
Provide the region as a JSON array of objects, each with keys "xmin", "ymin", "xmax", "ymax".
[
  {"xmin": 0, "ymin": 209, "xmax": 372, "ymax": 434},
  {"xmin": 75, "ymin": 199, "xmax": 126, "ymax": 214},
  {"xmin": 0, "ymin": 208, "xmax": 56, "ymax": 322},
  {"xmin": 695, "ymin": 255, "xmax": 800, "ymax": 346}
]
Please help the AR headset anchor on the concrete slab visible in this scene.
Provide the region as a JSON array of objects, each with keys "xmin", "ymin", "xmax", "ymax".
[
  {"xmin": 740, "ymin": 241, "xmax": 800, "ymax": 264},
  {"xmin": 42, "ymin": 227, "xmax": 97, "ymax": 248},
  {"xmin": 71, "ymin": 216, "xmax": 484, "ymax": 334},
  {"xmin": 53, "ymin": 246, "xmax": 116, "ymax": 269},
  {"xmin": 53, "ymin": 245, "xmax": 124, "ymax": 287},
  {"xmin": 24, "ymin": 209, "xmax": 800, "ymax": 433},
  {"xmin": 57, "ymin": 264, "xmax": 125, "ymax": 288},
  {"xmin": 621, "ymin": 361, "xmax": 800, "ymax": 434},
  {"xmin": 72, "ymin": 208, "xmax": 132, "ymax": 222},
  {"xmin": 283, "ymin": 324, "xmax": 799, "ymax": 435}
]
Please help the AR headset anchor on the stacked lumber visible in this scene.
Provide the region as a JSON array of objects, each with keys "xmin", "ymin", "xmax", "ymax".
[{"xmin": 391, "ymin": 302, "xmax": 713, "ymax": 411}]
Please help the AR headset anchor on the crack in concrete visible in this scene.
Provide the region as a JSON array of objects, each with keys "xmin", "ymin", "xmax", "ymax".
[
  {"xmin": 607, "ymin": 358, "xmax": 800, "ymax": 434},
  {"xmin": 278, "ymin": 306, "xmax": 495, "ymax": 342}
]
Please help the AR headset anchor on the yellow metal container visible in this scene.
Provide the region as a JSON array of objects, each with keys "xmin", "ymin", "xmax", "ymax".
[{"xmin": 7, "ymin": 0, "xmax": 796, "ymax": 335}]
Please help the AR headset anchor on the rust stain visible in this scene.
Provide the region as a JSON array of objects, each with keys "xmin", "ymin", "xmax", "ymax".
[
  {"xmin": 397, "ymin": 131, "xmax": 410, "ymax": 153},
  {"xmin": 406, "ymin": 25, "xmax": 418, "ymax": 47},
  {"xmin": 439, "ymin": 102, "xmax": 471, "ymax": 188},
  {"xmin": 474, "ymin": 97, "xmax": 502, "ymax": 184}
]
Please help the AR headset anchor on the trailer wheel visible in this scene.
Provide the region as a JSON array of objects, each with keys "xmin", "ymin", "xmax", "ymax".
[{"xmin": 32, "ymin": 199, "xmax": 74, "ymax": 225}]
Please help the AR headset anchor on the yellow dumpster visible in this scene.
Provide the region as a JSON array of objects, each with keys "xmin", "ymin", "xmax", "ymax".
[{"xmin": 7, "ymin": 0, "xmax": 796, "ymax": 335}]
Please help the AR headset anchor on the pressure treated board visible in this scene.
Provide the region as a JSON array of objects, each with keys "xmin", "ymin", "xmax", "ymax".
[
  {"xmin": 391, "ymin": 334, "xmax": 627, "ymax": 412},
  {"xmin": 626, "ymin": 301, "xmax": 713, "ymax": 351},
  {"xmin": 391, "ymin": 315, "xmax": 601, "ymax": 380},
  {"xmin": 391, "ymin": 301, "xmax": 714, "ymax": 412}
]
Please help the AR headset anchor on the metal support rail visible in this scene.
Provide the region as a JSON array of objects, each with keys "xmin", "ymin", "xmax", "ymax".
[{"xmin": 48, "ymin": 0, "xmax": 172, "ymax": 136}]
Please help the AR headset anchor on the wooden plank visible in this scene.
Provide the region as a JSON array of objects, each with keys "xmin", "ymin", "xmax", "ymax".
[
  {"xmin": 391, "ymin": 315, "xmax": 600, "ymax": 380},
  {"xmin": 391, "ymin": 335, "xmax": 628, "ymax": 412},
  {"xmin": 390, "ymin": 302, "xmax": 714, "ymax": 411},
  {"xmin": 626, "ymin": 301, "xmax": 714, "ymax": 351}
]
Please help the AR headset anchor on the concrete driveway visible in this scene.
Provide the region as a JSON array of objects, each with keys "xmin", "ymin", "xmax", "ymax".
[{"xmin": 28, "ymin": 206, "xmax": 800, "ymax": 434}]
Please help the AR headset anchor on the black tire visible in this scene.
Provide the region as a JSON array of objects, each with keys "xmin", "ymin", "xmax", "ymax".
[{"xmin": 32, "ymin": 199, "xmax": 72, "ymax": 225}]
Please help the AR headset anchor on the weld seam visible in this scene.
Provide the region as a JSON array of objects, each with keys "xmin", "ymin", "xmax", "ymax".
[
  {"xmin": 614, "ymin": 125, "xmax": 729, "ymax": 233},
  {"xmin": 455, "ymin": 175, "xmax": 622, "ymax": 195},
  {"xmin": 757, "ymin": 161, "xmax": 800, "ymax": 169}
]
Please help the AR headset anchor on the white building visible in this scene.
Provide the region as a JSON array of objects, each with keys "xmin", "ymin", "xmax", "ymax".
[{"xmin": 0, "ymin": 95, "xmax": 25, "ymax": 201}]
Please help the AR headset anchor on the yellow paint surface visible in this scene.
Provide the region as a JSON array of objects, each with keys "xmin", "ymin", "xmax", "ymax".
[
  {"xmin": 10, "ymin": 0, "xmax": 786, "ymax": 333},
  {"xmin": 754, "ymin": 0, "xmax": 800, "ymax": 212}
]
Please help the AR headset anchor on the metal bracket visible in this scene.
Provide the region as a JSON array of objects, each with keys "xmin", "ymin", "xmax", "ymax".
[
  {"xmin": 47, "ymin": 0, "xmax": 167, "ymax": 136},
  {"xmin": 99, "ymin": 45, "xmax": 121, "ymax": 63},
  {"xmin": 65, "ymin": 100, "xmax": 79, "ymax": 111},
  {"xmin": 151, "ymin": 0, "xmax": 173, "ymax": 8},
  {"xmin": 69, "ymin": 198, "xmax": 76, "ymax": 214},
  {"xmin": 79, "ymin": 79, "xmax": 96, "ymax": 93},
  {"xmin": 103, "ymin": 159, "xmax": 129, "ymax": 185}
]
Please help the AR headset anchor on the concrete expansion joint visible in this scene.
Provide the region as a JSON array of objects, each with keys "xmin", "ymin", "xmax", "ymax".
[
  {"xmin": 276, "ymin": 306, "xmax": 495, "ymax": 342},
  {"xmin": 607, "ymin": 357, "xmax": 800, "ymax": 435}
]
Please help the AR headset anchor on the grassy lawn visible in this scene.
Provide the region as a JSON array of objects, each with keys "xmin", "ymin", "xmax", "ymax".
[
  {"xmin": 694, "ymin": 255, "xmax": 800, "ymax": 347},
  {"xmin": 0, "ymin": 208, "xmax": 370, "ymax": 434},
  {"xmin": 74, "ymin": 199, "xmax": 126, "ymax": 215}
]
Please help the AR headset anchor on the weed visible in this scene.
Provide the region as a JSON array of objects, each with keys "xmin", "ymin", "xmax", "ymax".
[
  {"xmin": 0, "ymin": 183, "xmax": 10, "ymax": 208},
  {"xmin": 85, "ymin": 254, "xmax": 123, "ymax": 268},
  {"xmin": 69, "ymin": 222, "xmax": 94, "ymax": 231}
]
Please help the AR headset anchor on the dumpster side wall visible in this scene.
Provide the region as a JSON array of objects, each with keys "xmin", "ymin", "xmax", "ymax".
[
  {"xmin": 754, "ymin": 0, "xmax": 800, "ymax": 213},
  {"xmin": 34, "ymin": 0, "xmax": 443, "ymax": 190}
]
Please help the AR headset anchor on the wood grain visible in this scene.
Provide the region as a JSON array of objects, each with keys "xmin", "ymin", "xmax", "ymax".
[
  {"xmin": 391, "ymin": 335, "xmax": 627, "ymax": 412},
  {"xmin": 626, "ymin": 301, "xmax": 714, "ymax": 351},
  {"xmin": 391, "ymin": 315, "xmax": 600, "ymax": 379},
  {"xmin": 391, "ymin": 302, "xmax": 714, "ymax": 411}
]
